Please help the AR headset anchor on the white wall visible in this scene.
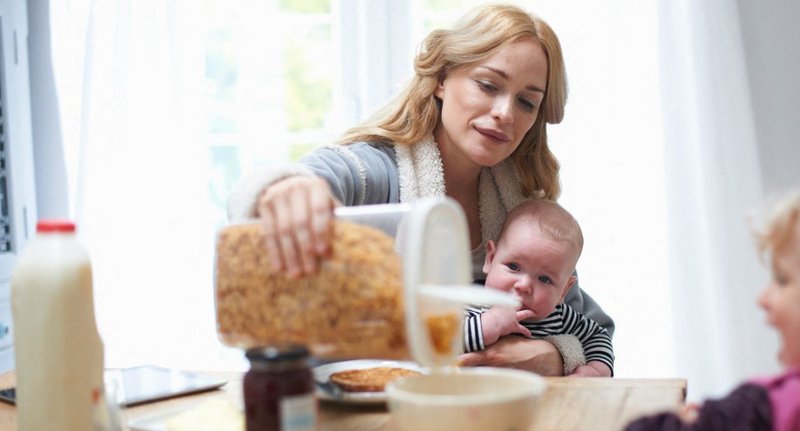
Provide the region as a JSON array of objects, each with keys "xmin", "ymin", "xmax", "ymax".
[{"xmin": 738, "ymin": 0, "xmax": 800, "ymax": 194}]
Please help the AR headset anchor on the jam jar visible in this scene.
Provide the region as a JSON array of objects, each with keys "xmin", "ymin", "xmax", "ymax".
[{"xmin": 243, "ymin": 344, "xmax": 318, "ymax": 431}]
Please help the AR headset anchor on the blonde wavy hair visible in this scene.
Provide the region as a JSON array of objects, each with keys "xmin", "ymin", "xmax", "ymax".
[
  {"xmin": 337, "ymin": 3, "xmax": 567, "ymax": 200},
  {"xmin": 753, "ymin": 189, "xmax": 800, "ymax": 258}
]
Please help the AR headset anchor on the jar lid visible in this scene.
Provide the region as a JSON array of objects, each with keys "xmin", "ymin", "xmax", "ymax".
[
  {"xmin": 37, "ymin": 220, "xmax": 76, "ymax": 233},
  {"xmin": 245, "ymin": 344, "xmax": 309, "ymax": 363}
]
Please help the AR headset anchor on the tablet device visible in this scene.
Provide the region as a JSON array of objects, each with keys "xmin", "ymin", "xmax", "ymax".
[{"xmin": 0, "ymin": 365, "xmax": 228, "ymax": 407}]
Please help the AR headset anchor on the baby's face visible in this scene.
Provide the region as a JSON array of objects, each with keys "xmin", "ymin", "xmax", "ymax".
[
  {"xmin": 483, "ymin": 222, "xmax": 577, "ymax": 321},
  {"xmin": 759, "ymin": 227, "xmax": 800, "ymax": 367}
]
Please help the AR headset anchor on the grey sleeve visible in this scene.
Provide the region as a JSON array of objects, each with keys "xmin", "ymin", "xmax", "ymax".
[
  {"xmin": 299, "ymin": 142, "xmax": 400, "ymax": 206},
  {"xmin": 227, "ymin": 164, "xmax": 316, "ymax": 221},
  {"xmin": 226, "ymin": 142, "xmax": 401, "ymax": 221},
  {"xmin": 563, "ymin": 270, "xmax": 616, "ymax": 338}
]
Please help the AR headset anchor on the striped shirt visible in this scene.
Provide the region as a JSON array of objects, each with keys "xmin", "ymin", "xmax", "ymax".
[{"xmin": 464, "ymin": 303, "xmax": 615, "ymax": 373}]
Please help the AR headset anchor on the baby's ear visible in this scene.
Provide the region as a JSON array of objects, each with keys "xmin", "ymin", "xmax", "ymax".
[
  {"xmin": 482, "ymin": 240, "xmax": 497, "ymax": 275},
  {"xmin": 559, "ymin": 275, "xmax": 578, "ymax": 303}
]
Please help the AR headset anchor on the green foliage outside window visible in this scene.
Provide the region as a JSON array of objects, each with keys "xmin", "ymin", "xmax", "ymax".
[
  {"xmin": 279, "ymin": 0, "xmax": 330, "ymax": 14},
  {"xmin": 425, "ymin": 0, "xmax": 462, "ymax": 10},
  {"xmin": 289, "ymin": 142, "xmax": 320, "ymax": 162},
  {"xmin": 285, "ymin": 42, "xmax": 331, "ymax": 132}
]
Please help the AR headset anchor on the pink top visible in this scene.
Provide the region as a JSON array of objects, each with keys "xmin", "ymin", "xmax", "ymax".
[{"xmin": 750, "ymin": 368, "xmax": 800, "ymax": 431}]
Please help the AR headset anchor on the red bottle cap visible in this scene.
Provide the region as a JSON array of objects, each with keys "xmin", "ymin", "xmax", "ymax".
[{"xmin": 36, "ymin": 220, "xmax": 76, "ymax": 233}]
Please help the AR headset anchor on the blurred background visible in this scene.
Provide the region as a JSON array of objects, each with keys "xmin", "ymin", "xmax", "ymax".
[{"xmin": 2, "ymin": 0, "xmax": 798, "ymax": 402}]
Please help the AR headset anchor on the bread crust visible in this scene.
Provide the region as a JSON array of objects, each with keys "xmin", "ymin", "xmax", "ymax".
[{"xmin": 329, "ymin": 367, "xmax": 422, "ymax": 392}]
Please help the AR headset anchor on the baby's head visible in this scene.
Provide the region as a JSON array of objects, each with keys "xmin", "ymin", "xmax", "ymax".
[
  {"xmin": 483, "ymin": 199, "xmax": 583, "ymax": 319},
  {"xmin": 753, "ymin": 189, "xmax": 800, "ymax": 368}
]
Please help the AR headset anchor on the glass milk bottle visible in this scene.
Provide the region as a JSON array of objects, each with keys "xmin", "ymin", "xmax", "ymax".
[{"xmin": 11, "ymin": 220, "xmax": 110, "ymax": 431}]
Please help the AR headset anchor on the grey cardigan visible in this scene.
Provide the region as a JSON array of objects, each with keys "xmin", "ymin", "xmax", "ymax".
[{"xmin": 228, "ymin": 136, "xmax": 615, "ymax": 373}]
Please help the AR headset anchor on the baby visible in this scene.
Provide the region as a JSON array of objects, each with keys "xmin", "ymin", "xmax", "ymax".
[
  {"xmin": 463, "ymin": 199, "xmax": 614, "ymax": 377},
  {"xmin": 626, "ymin": 189, "xmax": 800, "ymax": 430}
]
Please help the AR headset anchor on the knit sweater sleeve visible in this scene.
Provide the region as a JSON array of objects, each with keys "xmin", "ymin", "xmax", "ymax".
[
  {"xmin": 226, "ymin": 142, "xmax": 400, "ymax": 221},
  {"xmin": 299, "ymin": 142, "xmax": 400, "ymax": 206}
]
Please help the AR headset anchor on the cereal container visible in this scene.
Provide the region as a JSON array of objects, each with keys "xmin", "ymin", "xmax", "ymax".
[{"xmin": 214, "ymin": 197, "xmax": 517, "ymax": 365}]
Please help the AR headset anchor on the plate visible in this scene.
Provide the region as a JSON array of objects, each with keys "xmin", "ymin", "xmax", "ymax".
[{"xmin": 313, "ymin": 360, "xmax": 425, "ymax": 405}]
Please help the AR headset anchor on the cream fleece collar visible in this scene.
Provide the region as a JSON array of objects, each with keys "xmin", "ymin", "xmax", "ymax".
[{"xmin": 393, "ymin": 134, "xmax": 527, "ymax": 244}]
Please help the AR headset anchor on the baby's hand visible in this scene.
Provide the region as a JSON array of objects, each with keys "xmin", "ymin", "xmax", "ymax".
[{"xmin": 480, "ymin": 306, "xmax": 536, "ymax": 346}]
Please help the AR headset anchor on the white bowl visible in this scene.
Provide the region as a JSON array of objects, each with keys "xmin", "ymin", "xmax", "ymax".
[{"xmin": 386, "ymin": 367, "xmax": 546, "ymax": 431}]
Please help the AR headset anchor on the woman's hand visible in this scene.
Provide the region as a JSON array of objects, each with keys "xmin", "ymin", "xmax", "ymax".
[
  {"xmin": 458, "ymin": 336, "xmax": 564, "ymax": 376},
  {"xmin": 256, "ymin": 175, "xmax": 336, "ymax": 277}
]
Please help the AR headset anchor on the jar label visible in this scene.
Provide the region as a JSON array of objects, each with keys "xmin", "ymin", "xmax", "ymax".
[{"xmin": 280, "ymin": 393, "xmax": 317, "ymax": 431}]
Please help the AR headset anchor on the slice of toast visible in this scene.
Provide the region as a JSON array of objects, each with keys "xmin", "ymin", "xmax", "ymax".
[{"xmin": 329, "ymin": 367, "xmax": 422, "ymax": 392}]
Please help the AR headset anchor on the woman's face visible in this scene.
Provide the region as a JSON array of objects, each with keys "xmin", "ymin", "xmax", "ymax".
[
  {"xmin": 434, "ymin": 37, "xmax": 548, "ymax": 170},
  {"xmin": 758, "ymin": 224, "xmax": 800, "ymax": 367}
]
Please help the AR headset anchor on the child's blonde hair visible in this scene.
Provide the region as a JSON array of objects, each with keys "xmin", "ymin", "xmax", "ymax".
[{"xmin": 753, "ymin": 189, "xmax": 800, "ymax": 257}]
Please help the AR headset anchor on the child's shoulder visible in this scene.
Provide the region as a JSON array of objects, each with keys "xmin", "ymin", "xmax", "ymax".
[
  {"xmin": 749, "ymin": 367, "xmax": 800, "ymax": 389},
  {"xmin": 747, "ymin": 368, "xmax": 800, "ymax": 431}
]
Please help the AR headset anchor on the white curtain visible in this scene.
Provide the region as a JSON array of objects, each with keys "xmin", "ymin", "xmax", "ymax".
[
  {"xmin": 46, "ymin": 0, "xmax": 233, "ymax": 370},
  {"xmin": 511, "ymin": 0, "xmax": 676, "ymax": 380},
  {"xmin": 657, "ymin": 0, "xmax": 780, "ymax": 401}
]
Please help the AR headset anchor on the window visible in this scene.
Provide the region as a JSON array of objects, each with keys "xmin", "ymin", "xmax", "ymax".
[{"xmin": 205, "ymin": 0, "xmax": 338, "ymax": 232}]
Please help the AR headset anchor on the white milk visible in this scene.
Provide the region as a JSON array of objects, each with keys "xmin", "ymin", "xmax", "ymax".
[{"xmin": 11, "ymin": 220, "xmax": 110, "ymax": 431}]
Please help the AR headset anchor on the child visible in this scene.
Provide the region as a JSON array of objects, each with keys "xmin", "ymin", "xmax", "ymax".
[
  {"xmin": 626, "ymin": 189, "xmax": 800, "ymax": 430},
  {"xmin": 463, "ymin": 199, "xmax": 614, "ymax": 377}
]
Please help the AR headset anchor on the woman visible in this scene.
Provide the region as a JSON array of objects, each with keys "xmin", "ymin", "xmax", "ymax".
[{"xmin": 228, "ymin": 4, "xmax": 613, "ymax": 375}]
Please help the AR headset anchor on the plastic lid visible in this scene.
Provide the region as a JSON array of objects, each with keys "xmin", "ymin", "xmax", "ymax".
[
  {"xmin": 37, "ymin": 220, "xmax": 76, "ymax": 233},
  {"xmin": 334, "ymin": 203, "xmax": 413, "ymax": 238},
  {"xmin": 399, "ymin": 198, "xmax": 521, "ymax": 369},
  {"xmin": 245, "ymin": 344, "xmax": 309, "ymax": 363},
  {"xmin": 400, "ymin": 198, "xmax": 476, "ymax": 368}
]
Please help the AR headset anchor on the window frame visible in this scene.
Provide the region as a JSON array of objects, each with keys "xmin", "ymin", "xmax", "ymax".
[{"xmin": 0, "ymin": 0, "xmax": 39, "ymax": 373}]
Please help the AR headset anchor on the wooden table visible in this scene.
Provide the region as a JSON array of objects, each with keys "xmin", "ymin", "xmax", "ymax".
[{"xmin": 0, "ymin": 371, "xmax": 686, "ymax": 431}]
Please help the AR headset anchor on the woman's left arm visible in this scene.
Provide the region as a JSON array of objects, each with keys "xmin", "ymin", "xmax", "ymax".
[{"xmin": 459, "ymin": 336, "xmax": 564, "ymax": 376}]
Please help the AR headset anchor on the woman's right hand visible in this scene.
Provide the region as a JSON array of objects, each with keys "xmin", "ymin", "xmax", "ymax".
[{"xmin": 256, "ymin": 175, "xmax": 336, "ymax": 278}]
